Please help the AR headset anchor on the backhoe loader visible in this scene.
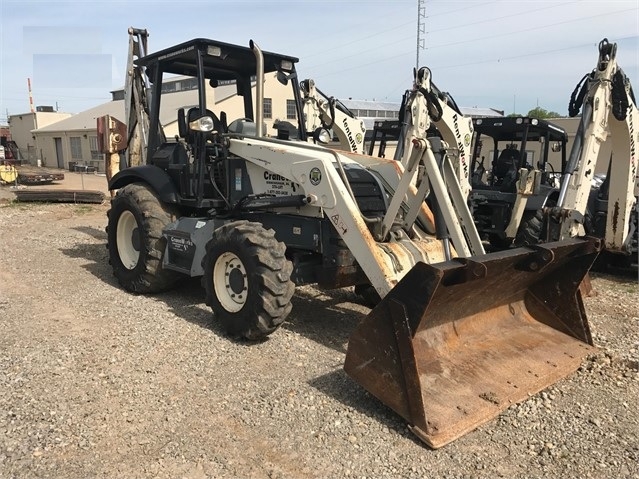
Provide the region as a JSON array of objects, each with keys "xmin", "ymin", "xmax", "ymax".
[
  {"xmin": 465, "ymin": 39, "xmax": 637, "ymax": 267},
  {"xmin": 104, "ymin": 28, "xmax": 600, "ymax": 448},
  {"xmin": 547, "ymin": 38, "xmax": 638, "ymax": 269}
]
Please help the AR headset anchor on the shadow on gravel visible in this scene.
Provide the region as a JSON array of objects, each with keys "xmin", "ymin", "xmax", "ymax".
[
  {"xmin": 59, "ymin": 238, "xmax": 418, "ymax": 434},
  {"xmin": 158, "ymin": 277, "xmax": 230, "ymax": 334},
  {"xmin": 71, "ymin": 225, "xmax": 107, "ymax": 241},
  {"xmin": 59, "ymin": 238, "xmax": 373, "ymax": 353},
  {"xmin": 308, "ymin": 369, "xmax": 422, "ymax": 445},
  {"xmin": 58, "ymin": 240, "xmax": 220, "ymax": 331},
  {"xmin": 285, "ymin": 289, "xmax": 423, "ymax": 442},
  {"xmin": 284, "ymin": 288, "xmax": 367, "ymax": 355},
  {"xmin": 59, "ymin": 242, "xmax": 117, "ymax": 287}
]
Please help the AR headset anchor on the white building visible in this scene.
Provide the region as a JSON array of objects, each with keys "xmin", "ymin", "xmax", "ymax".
[
  {"xmin": 8, "ymin": 109, "xmax": 72, "ymax": 164},
  {"xmin": 30, "ymin": 73, "xmax": 298, "ymax": 172},
  {"xmin": 23, "ymin": 70, "xmax": 516, "ymax": 173}
]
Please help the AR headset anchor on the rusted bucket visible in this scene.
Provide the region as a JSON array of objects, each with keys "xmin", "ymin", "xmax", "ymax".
[{"xmin": 344, "ymin": 237, "xmax": 600, "ymax": 448}]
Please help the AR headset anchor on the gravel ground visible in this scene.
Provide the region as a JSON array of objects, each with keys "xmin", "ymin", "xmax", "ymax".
[{"xmin": 0, "ymin": 183, "xmax": 637, "ymax": 478}]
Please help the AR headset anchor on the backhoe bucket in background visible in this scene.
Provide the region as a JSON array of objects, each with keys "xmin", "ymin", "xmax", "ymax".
[{"xmin": 344, "ymin": 237, "xmax": 601, "ymax": 449}]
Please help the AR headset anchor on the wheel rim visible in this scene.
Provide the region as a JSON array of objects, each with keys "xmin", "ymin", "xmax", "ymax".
[
  {"xmin": 116, "ymin": 210, "xmax": 140, "ymax": 270},
  {"xmin": 213, "ymin": 252, "xmax": 248, "ymax": 313}
]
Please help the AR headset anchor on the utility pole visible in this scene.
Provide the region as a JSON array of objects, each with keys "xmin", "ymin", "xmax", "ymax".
[
  {"xmin": 27, "ymin": 78, "xmax": 35, "ymax": 113},
  {"xmin": 416, "ymin": 0, "xmax": 426, "ymax": 70}
]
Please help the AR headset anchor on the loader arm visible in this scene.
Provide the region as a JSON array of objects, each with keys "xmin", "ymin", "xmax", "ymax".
[
  {"xmin": 228, "ymin": 136, "xmax": 444, "ymax": 296},
  {"xmin": 557, "ymin": 38, "xmax": 638, "ymax": 253}
]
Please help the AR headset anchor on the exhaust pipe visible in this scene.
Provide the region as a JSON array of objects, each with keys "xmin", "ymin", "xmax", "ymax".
[{"xmin": 249, "ymin": 40, "xmax": 264, "ymax": 137}]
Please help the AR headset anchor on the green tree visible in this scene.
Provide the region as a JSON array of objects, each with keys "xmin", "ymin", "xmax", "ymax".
[{"xmin": 527, "ymin": 106, "xmax": 562, "ymax": 119}]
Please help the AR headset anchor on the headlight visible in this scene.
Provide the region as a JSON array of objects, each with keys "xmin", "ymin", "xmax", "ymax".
[
  {"xmin": 313, "ymin": 127, "xmax": 331, "ymax": 144},
  {"xmin": 189, "ymin": 116, "xmax": 215, "ymax": 132},
  {"xmin": 207, "ymin": 46, "xmax": 222, "ymax": 57}
]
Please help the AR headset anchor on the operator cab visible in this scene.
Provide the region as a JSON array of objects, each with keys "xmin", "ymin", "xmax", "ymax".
[
  {"xmin": 469, "ymin": 116, "xmax": 568, "ymax": 248},
  {"xmin": 471, "ymin": 117, "xmax": 567, "ymax": 190},
  {"xmin": 130, "ymin": 38, "xmax": 306, "ymax": 210}
]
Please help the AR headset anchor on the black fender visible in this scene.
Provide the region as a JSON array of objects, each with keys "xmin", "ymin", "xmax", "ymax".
[{"xmin": 110, "ymin": 165, "xmax": 179, "ymax": 203}]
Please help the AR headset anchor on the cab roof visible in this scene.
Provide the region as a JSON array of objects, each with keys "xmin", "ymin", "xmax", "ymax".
[
  {"xmin": 135, "ymin": 38, "xmax": 299, "ymax": 82},
  {"xmin": 473, "ymin": 117, "xmax": 567, "ymax": 142}
]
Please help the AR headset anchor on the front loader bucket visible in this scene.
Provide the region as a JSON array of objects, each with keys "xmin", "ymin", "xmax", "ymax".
[{"xmin": 344, "ymin": 237, "xmax": 601, "ymax": 449}]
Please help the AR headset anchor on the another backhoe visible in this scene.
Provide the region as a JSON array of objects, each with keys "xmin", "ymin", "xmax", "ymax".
[
  {"xmin": 104, "ymin": 28, "xmax": 600, "ymax": 448},
  {"xmin": 548, "ymin": 38, "xmax": 638, "ymax": 269}
]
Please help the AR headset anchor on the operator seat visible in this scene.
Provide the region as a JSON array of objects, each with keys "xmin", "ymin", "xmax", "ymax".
[
  {"xmin": 492, "ymin": 148, "xmax": 520, "ymax": 191},
  {"xmin": 493, "ymin": 148, "xmax": 520, "ymax": 178}
]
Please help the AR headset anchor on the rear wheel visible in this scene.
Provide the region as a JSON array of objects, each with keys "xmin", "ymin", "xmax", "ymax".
[
  {"xmin": 202, "ymin": 221, "xmax": 295, "ymax": 340},
  {"xmin": 106, "ymin": 183, "xmax": 181, "ymax": 293}
]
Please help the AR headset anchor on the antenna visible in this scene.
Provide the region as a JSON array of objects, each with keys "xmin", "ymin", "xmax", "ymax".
[
  {"xmin": 416, "ymin": 0, "xmax": 426, "ymax": 70},
  {"xmin": 27, "ymin": 78, "xmax": 35, "ymax": 113}
]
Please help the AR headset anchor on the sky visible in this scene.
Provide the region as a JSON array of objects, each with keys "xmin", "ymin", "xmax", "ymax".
[{"xmin": 0, "ymin": 0, "xmax": 638, "ymax": 124}]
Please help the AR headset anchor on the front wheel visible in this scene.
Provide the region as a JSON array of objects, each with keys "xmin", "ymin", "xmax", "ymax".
[
  {"xmin": 513, "ymin": 210, "xmax": 545, "ymax": 247},
  {"xmin": 106, "ymin": 183, "xmax": 181, "ymax": 293},
  {"xmin": 202, "ymin": 221, "xmax": 295, "ymax": 340}
]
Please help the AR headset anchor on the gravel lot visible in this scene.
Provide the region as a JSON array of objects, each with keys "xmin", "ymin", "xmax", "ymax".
[{"xmin": 0, "ymin": 174, "xmax": 637, "ymax": 478}]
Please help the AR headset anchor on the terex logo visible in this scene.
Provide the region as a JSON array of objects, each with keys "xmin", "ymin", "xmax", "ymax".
[{"xmin": 343, "ymin": 118, "xmax": 358, "ymax": 152}]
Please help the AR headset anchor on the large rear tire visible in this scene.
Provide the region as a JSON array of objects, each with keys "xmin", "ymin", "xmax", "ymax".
[
  {"xmin": 202, "ymin": 221, "xmax": 295, "ymax": 340},
  {"xmin": 513, "ymin": 210, "xmax": 545, "ymax": 247},
  {"xmin": 106, "ymin": 183, "xmax": 181, "ymax": 293}
]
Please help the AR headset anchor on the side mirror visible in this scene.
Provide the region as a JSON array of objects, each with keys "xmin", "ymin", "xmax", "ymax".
[
  {"xmin": 276, "ymin": 70, "xmax": 289, "ymax": 86},
  {"xmin": 551, "ymin": 142, "xmax": 562, "ymax": 152}
]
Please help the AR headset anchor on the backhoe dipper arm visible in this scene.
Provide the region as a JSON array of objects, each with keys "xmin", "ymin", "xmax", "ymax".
[
  {"xmin": 300, "ymin": 79, "xmax": 366, "ymax": 154},
  {"xmin": 557, "ymin": 38, "xmax": 638, "ymax": 252},
  {"xmin": 397, "ymin": 67, "xmax": 474, "ymax": 199},
  {"xmin": 392, "ymin": 67, "xmax": 483, "ymax": 255},
  {"xmin": 431, "ymin": 83, "xmax": 474, "ymax": 200},
  {"xmin": 124, "ymin": 27, "xmax": 158, "ymax": 168}
]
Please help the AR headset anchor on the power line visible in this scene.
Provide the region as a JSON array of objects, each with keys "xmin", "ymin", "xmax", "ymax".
[
  {"xmin": 425, "ymin": 1, "xmax": 496, "ymax": 18},
  {"xmin": 303, "ymin": 19, "xmax": 416, "ymax": 61},
  {"xmin": 301, "ymin": 4, "xmax": 636, "ymax": 79},
  {"xmin": 426, "ymin": 7, "xmax": 639, "ymax": 50},
  {"xmin": 303, "ymin": 34, "xmax": 414, "ymax": 70},
  {"xmin": 311, "ymin": 50, "xmax": 414, "ymax": 80},
  {"xmin": 426, "ymin": 1, "xmax": 580, "ymax": 34},
  {"xmin": 433, "ymin": 36, "xmax": 638, "ymax": 71}
]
